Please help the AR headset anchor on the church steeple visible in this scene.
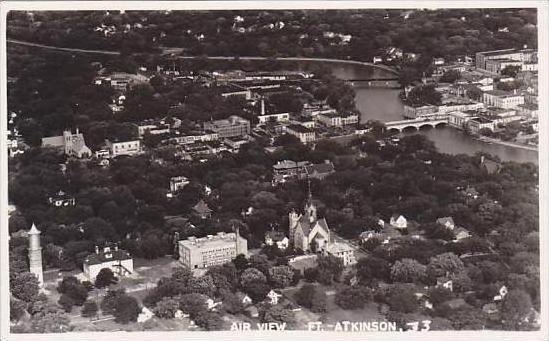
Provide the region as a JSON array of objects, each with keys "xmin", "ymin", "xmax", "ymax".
[{"xmin": 304, "ymin": 178, "xmax": 317, "ymax": 222}]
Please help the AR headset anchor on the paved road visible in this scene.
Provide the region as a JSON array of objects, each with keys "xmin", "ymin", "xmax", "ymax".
[
  {"xmin": 7, "ymin": 38, "xmax": 398, "ymax": 75},
  {"xmin": 7, "ymin": 39, "xmax": 121, "ymax": 55}
]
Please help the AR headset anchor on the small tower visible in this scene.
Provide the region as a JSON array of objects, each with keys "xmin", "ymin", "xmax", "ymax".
[
  {"xmin": 304, "ymin": 178, "xmax": 317, "ymax": 222},
  {"xmin": 63, "ymin": 129, "xmax": 73, "ymax": 155},
  {"xmin": 288, "ymin": 210, "xmax": 300, "ymax": 245},
  {"xmin": 28, "ymin": 223, "xmax": 44, "ymax": 287}
]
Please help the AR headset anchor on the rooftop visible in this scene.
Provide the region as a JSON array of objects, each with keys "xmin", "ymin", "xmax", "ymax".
[
  {"xmin": 179, "ymin": 232, "xmax": 241, "ymax": 249},
  {"xmin": 85, "ymin": 249, "xmax": 132, "ymax": 265},
  {"xmin": 287, "ymin": 124, "xmax": 313, "ymax": 133}
]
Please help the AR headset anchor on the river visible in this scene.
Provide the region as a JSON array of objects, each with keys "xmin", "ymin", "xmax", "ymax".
[{"xmin": 286, "ymin": 60, "xmax": 538, "ymax": 164}]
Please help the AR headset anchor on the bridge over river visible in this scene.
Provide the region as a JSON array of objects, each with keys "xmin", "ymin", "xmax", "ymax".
[{"xmin": 385, "ymin": 117, "xmax": 448, "ymax": 132}]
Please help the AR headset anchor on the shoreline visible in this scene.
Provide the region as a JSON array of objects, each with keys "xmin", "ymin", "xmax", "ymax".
[{"xmin": 475, "ymin": 135, "xmax": 538, "ymax": 152}]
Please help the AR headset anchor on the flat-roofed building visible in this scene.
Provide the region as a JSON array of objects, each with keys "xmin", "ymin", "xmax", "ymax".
[
  {"xmin": 106, "ymin": 139, "xmax": 141, "ymax": 157},
  {"xmin": 467, "ymin": 117, "xmax": 496, "ymax": 134},
  {"xmin": 178, "ymin": 231, "xmax": 248, "ymax": 270},
  {"xmin": 482, "ymin": 90, "xmax": 524, "ymax": 109},
  {"xmin": 83, "ymin": 245, "xmax": 133, "ymax": 281},
  {"xmin": 203, "ymin": 116, "xmax": 250, "ymax": 138},
  {"xmin": 286, "ymin": 124, "xmax": 315, "ymax": 144},
  {"xmin": 448, "ymin": 111, "xmax": 477, "ymax": 129},
  {"xmin": 475, "ymin": 49, "xmax": 537, "ymax": 70}
]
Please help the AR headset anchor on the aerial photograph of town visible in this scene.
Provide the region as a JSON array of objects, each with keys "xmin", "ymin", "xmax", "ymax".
[{"xmin": 3, "ymin": 5, "xmax": 543, "ymax": 336}]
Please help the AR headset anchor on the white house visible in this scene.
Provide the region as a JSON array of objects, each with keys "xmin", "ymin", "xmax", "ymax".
[
  {"xmin": 493, "ymin": 285, "xmax": 508, "ymax": 301},
  {"xmin": 436, "ymin": 217, "xmax": 455, "ymax": 230},
  {"xmin": 390, "ymin": 214, "xmax": 407, "ymax": 229},
  {"xmin": 83, "ymin": 245, "xmax": 133, "ymax": 281},
  {"xmin": 265, "ymin": 231, "xmax": 289, "ymax": 250},
  {"xmin": 137, "ymin": 307, "xmax": 154, "ymax": 323},
  {"xmin": 170, "ymin": 176, "xmax": 190, "ymax": 193},
  {"xmin": 453, "ymin": 227, "xmax": 472, "ymax": 241},
  {"xmin": 267, "ymin": 290, "xmax": 282, "ymax": 305}
]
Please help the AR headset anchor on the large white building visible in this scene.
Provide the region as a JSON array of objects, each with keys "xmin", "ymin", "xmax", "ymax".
[
  {"xmin": 178, "ymin": 231, "xmax": 248, "ymax": 270},
  {"xmin": 482, "ymin": 90, "xmax": 524, "ymax": 109},
  {"xmin": 286, "ymin": 124, "xmax": 315, "ymax": 144},
  {"xmin": 83, "ymin": 245, "xmax": 134, "ymax": 281},
  {"xmin": 106, "ymin": 139, "xmax": 141, "ymax": 157}
]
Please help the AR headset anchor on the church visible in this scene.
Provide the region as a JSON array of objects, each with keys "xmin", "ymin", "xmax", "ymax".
[
  {"xmin": 288, "ymin": 194, "xmax": 331, "ymax": 253},
  {"xmin": 288, "ymin": 189, "xmax": 357, "ymax": 266}
]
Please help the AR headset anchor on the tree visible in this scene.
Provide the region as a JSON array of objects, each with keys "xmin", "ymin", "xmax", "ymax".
[
  {"xmin": 153, "ymin": 296, "xmax": 180, "ymax": 319},
  {"xmin": 316, "ymin": 254, "xmax": 344, "ymax": 285},
  {"xmin": 500, "ymin": 289, "xmax": 533, "ymax": 329},
  {"xmin": 178, "ymin": 293, "xmax": 208, "ymax": 318},
  {"xmin": 188, "ymin": 275, "xmax": 216, "ymax": 297},
  {"xmin": 100, "ymin": 289, "xmax": 126, "ymax": 315},
  {"xmin": 29, "ymin": 308, "xmax": 72, "ymax": 333},
  {"xmin": 11, "ymin": 272, "xmax": 40, "ymax": 303},
  {"xmin": 428, "ymin": 286, "xmax": 454, "ymax": 305},
  {"xmin": 259, "ymin": 304, "xmax": 294, "ymax": 324},
  {"xmin": 404, "ymin": 84, "xmax": 442, "ymax": 107},
  {"xmin": 240, "ymin": 267, "xmax": 267, "ymax": 288},
  {"xmin": 113, "ymin": 294, "xmax": 141, "ymax": 324},
  {"xmin": 295, "ymin": 283, "xmax": 327, "ymax": 312},
  {"xmin": 194, "ymin": 311, "xmax": 225, "ymax": 330},
  {"xmin": 57, "ymin": 276, "xmax": 88, "ymax": 306},
  {"xmin": 304, "ymin": 267, "xmax": 318, "ymax": 282},
  {"xmin": 268, "ymin": 265, "xmax": 294, "ymax": 288},
  {"xmin": 356, "ymin": 256, "xmax": 391, "ymax": 284},
  {"xmin": 244, "ymin": 281, "xmax": 271, "ymax": 303},
  {"xmin": 58, "ymin": 294, "xmax": 76, "ymax": 313},
  {"xmin": 232, "ymin": 254, "xmax": 249, "ymax": 271},
  {"xmin": 427, "ymin": 253, "xmax": 465, "ymax": 281},
  {"xmin": 335, "ymin": 286, "xmax": 371, "ymax": 310},
  {"xmin": 94, "ymin": 268, "xmax": 119, "ymax": 288},
  {"xmin": 81, "ymin": 300, "xmax": 98, "ymax": 318},
  {"xmin": 386, "ymin": 284, "xmax": 418, "ymax": 313},
  {"xmin": 466, "ymin": 87, "xmax": 483, "ymax": 101},
  {"xmin": 10, "ymin": 298, "xmax": 27, "ymax": 322},
  {"xmin": 219, "ymin": 289, "xmax": 245, "ymax": 314},
  {"xmin": 391, "ymin": 258, "xmax": 427, "ymax": 283},
  {"xmin": 439, "ymin": 70, "xmax": 461, "ymax": 83}
]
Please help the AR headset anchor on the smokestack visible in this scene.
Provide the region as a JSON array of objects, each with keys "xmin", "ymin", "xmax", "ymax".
[{"xmin": 261, "ymin": 97, "xmax": 265, "ymax": 116}]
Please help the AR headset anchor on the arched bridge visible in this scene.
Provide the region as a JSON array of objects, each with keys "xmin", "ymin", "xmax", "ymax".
[{"xmin": 385, "ymin": 118, "xmax": 448, "ymax": 132}]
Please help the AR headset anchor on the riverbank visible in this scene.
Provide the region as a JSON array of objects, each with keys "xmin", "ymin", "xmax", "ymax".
[{"xmin": 475, "ymin": 135, "xmax": 538, "ymax": 152}]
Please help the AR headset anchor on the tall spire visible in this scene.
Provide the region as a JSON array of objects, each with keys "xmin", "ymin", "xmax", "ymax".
[{"xmin": 307, "ymin": 177, "xmax": 313, "ymax": 202}]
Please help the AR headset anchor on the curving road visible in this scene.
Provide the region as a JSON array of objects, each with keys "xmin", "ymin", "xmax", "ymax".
[{"xmin": 7, "ymin": 38, "xmax": 399, "ymax": 75}]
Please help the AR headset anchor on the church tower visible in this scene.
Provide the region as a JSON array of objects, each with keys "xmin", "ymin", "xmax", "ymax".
[
  {"xmin": 28, "ymin": 223, "xmax": 44, "ymax": 287},
  {"xmin": 304, "ymin": 178, "xmax": 317, "ymax": 222},
  {"xmin": 288, "ymin": 210, "xmax": 300, "ymax": 245}
]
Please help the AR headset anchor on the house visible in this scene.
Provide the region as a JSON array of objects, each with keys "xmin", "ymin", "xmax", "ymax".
[
  {"xmin": 436, "ymin": 217, "xmax": 455, "ymax": 230},
  {"xmin": 389, "ymin": 214, "xmax": 407, "ymax": 230},
  {"xmin": 454, "ymin": 227, "xmax": 472, "ymax": 241},
  {"xmin": 326, "ymin": 240, "xmax": 357, "ymax": 266},
  {"xmin": 137, "ymin": 307, "xmax": 154, "ymax": 323},
  {"xmin": 304, "ymin": 160, "xmax": 335, "ymax": 180},
  {"xmin": 238, "ymin": 293, "xmax": 252, "ymax": 306},
  {"xmin": 48, "ymin": 190, "xmax": 76, "ymax": 207},
  {"xmin": 170, "ymin": 176, "xmax": 190, "ymax": 193},
  {"xmin": 436, "ymin": 279, "xmax": 453, "ymax": 292},
  {"xmin": 493, "ymin": 285, "xmax": 508, "ymax": 301},
  {"xmin": 206, "ymin": 298, "xmax": 222, "ymax": 311},
  {"xmin": 267, "ymin": 290, "xmax": 282, "ymax": 305},
  {"xmin": 193, "ymin": 200, "xmax": 212, "ymax": 219},
  {"xmin": 265, "ymin": 231, "xmax": 289, "ymax": 250},
  {"xmin": 83, "ymin": 245, "xmax": 133, "ymax": 281}
]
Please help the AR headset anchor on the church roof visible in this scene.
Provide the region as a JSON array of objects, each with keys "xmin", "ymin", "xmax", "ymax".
[{"xmin": 297, "ymin": 215, "xmax": 329, "ymax": 237}]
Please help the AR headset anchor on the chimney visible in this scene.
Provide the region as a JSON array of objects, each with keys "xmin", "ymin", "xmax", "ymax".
[
  {"xmin": 480, "ymin": 155, "xmax": 485, "ymax": 164},
  {"xmin": 95, "ymin": 245, "xmax": 99, "ymax": 254},
  {"xmin": 261, "ymin": 97, "xmax": 265, "ymax": 116}
]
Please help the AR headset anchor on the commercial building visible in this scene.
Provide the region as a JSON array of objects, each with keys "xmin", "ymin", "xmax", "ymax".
[
  {"xmin": 467, "ymin": 117, "xmax": 496, "ymax": 134},
  {"xmin": 475, "ymin": 49, "xmax": 537, "ymax": 70},
  {"xmin": 448, "ymin": 111, "xmax": 476, "ymax": 129},
  {"xmin": 286, "ymin": 124, "xmax": 315, "ymax": 144},
  {"xmin": 403, "ymin": 105, "xmax": 438, "ymax": 119},
  {"xmin": 316, "ymin": 112, "xmax": 359, "ymax": 127},
  {"xmin": 83, "ymin": 245, "xmax": 133, "ymax": 281},
  {"xmin": 482, "ymin": 90, "xmax": 524, "ymax": 109},
  {"xmin": 106, "ymin": 139, "xmax": 141, "ymax": 157},
  {"xmin": 178, "ymin": 231, "xmax": 248, "ymax": 270},
  {"xmin": 203, "ymin": 116, "xmax": 251, "ymax": 138}
]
